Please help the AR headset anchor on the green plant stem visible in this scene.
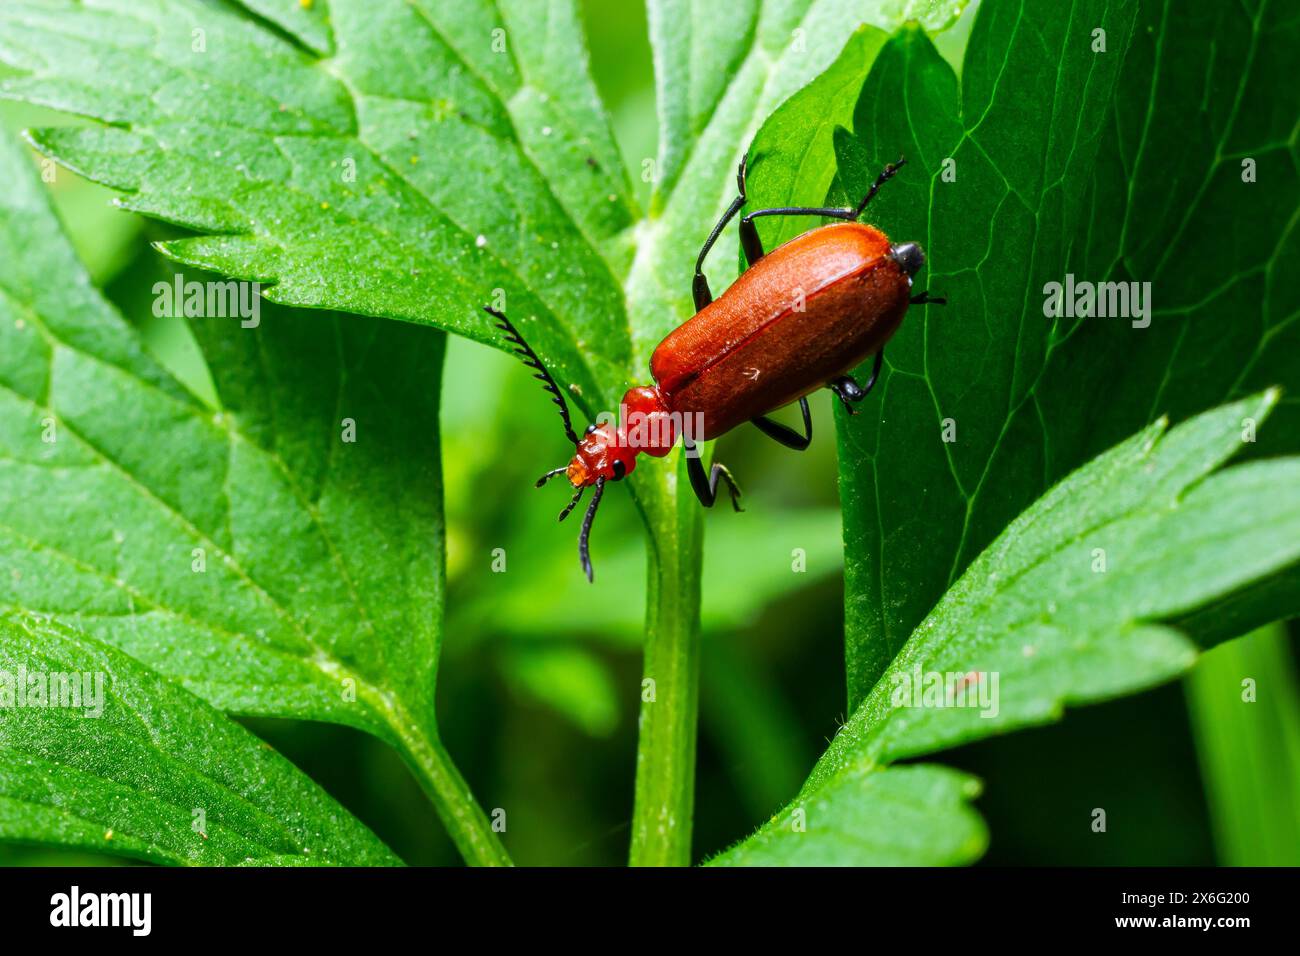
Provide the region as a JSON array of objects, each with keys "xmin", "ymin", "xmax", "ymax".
[
  {"xmin": 396, "ymin": 721, "xmax": 513, "ymax": 866},
  {"xmin": 1184, "ymin": 622, "xmax": 1300, "ymax": 866},
  {"xmin": 630, "ymin": 458, "xmax": 705, "ymax": 866}
]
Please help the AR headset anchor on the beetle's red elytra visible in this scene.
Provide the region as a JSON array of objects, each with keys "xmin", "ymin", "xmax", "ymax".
[
  {"xmin": 490, "ymin": 155, "xmax": 943, "ymax": 580},
  {"xmin": 653, "ymin": 220, "xmax": 912, "ymax": 438}
]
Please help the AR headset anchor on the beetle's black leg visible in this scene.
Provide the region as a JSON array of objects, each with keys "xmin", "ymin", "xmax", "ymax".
[
  {"xmin": 858, "ymin": 349, "xmax": 885, "ymax": 396},
  {"xmin": 692, "ymin": 158, "xmax": 749, "ymax": 311},
  {"xmin": 751, "ymin": 396, "xmax": 812, "ymax": 450},
  {"xmin": 829, "ymin": 351, "xmax": 884, "ymax": 415},
  {"xmin": 911, "ymin": 290, "xmax": 946, "ymax": 306},
  {"xmin": 848, "ymin": 156, "xmax": 907, "ymax": 218},
  {"xmin": 683, "ymin": 438, "xmax": 743, "ymax": 511},
  {"xmin": 829, "ymin": 377, "xmax": 863, "ymax": 415},
  {"xmin": 738, "ymin": 215, "xmax": 765, "ymax": 267},
  {"xmin": 738, "ymin": 157, "xmax": 906, "ymax": 239}
]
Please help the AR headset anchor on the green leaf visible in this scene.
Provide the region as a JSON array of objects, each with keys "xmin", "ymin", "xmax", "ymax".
[
  {"xmin": 0, "ymin": 128, "xmax": 431, "ymax": 740},
  {"xmin": 742, "ymin": 23, "xmax": 887, "ymax": 257},
  {"xmin": 828, "ymin": 2, "xmax": 1138, "ymax": 705},
  {"xmin": 719, "ymin": 393, "xmax": 1300, "ymax": 864},
  {"xmin": 647, "ymin": 0, "xmax": 967, "ymax": 208},
  {"xmin": 827, "ymin": 0, "xmax": 1300, "ymax": 708},
  {"xmin": 234, "ymin": 0, "xmax": 335, "ymax": 56},
  {"xmin": 0, "ymin": 128, "xmax": 507, "ymax": 864},
  {"xmin": 710, "ymin": 764, "xmax": 986, "ymax": 866},
  {"xmin": 0, "ymin": 101, "xmax": 143, "ymax": 286},
  {"xmin": 0, "ymin": 0, "xmax": 634, "ymax": 411},
  {"xmin": 1040, "ymin": 0, "xmax": 1300, "ymax": 467},
  {"xmin": 822, "ymin": 393, "xmax": 1300, "ymax": 773},
  {"xmin": 1185, "ymin": 622, "xmax": 1300, "ymax": 865},
  {"xmin": 0, "ymin": 610, "xmax": 398, "ymax": 866}
]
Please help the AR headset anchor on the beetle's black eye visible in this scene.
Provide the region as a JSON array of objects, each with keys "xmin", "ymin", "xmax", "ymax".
[
  {"xmin": 612, "ymin": 460, "xmax": 626, "ymax": 480},
  {"xmin": 585, "ymin": 424, "xmax": 597, "ymax": 436}
]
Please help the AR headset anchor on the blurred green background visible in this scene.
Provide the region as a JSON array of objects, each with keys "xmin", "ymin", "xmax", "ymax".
[{"xmin": 2, "ymin": 0, "xmax": 1296, "ymax": 867}]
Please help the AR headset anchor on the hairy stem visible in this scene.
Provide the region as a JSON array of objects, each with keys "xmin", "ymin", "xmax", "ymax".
[
  {"xmin": 397, "ymin": 721, "xmax": 513, "ymax": 866},
  {"xmin": 630, "ymin": 456, "xmax": 705, "ymax": 865}
]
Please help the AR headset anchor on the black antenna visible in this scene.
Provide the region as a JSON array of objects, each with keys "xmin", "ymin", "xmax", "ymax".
[
  {"xmin": 558, "ymin": 484, "xmax": 586, "ymax": 522},
  {"xmin": 485, "ymin": 306, "xmax": 580, "ymax": 446},
  {"xmin": 578, "ymin": 477, "xmax": 606, "ymax": 582},
  {"xmin": 536, "ymin": 466, "xmax": 568, "ymax": 487}
]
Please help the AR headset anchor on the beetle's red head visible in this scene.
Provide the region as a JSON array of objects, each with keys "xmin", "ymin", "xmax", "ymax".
[
  {"xmin": 563, "ymin": 422, "xmax": 633, "ymax": 488},
  {"xmin": 487, "ymin": 306, "xmax": 647, "ymax": 582}
]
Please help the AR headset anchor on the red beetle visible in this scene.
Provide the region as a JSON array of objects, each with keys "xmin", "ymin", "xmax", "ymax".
[{"xmin": 490, "ymin": 156, "xmax": 942, "ymax": 580}]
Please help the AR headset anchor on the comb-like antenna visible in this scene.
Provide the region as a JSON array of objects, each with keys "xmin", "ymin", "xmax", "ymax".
[
  {"xmin": 536, "ymin": 466, "xmax": 568, "ymax": 487},
  {"xmin": 486, "ymin": 306, "xmax": 580, "ymax": 446},
  {"xmin": 578, "ymin": 477, "xmax": 606, "ymax": 582}
]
